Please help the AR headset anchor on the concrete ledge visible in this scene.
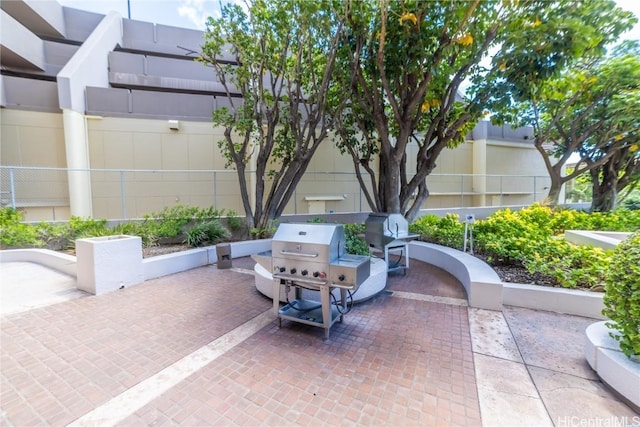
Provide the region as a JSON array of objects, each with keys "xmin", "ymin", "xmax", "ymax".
[
  {"xmin": 143, "ymin": 247, "xmax": 209, "ymax": 281},
  {"xmin": 143, "ymin": 239, "xmax": 272, "ymax": 280},
  {"xmin": 565, "ymin": 230, "xmax": 630, "ymax": 250},
  {"xmin": 0, "ymin": 249, "xmax": 77, "ymax": 277},
  {"xmin": 408, "ymin": 241, "xmax": 503, "ymax": 310},
  {"xmin": 503, "ymin": 282, "xmax": 605, "ymax": 320},
  {"xmin": 208, "ymin": 239, "xmax": 271, "ymax": 260},
  {"xmin": 585, "ymin": 321, "xmax": 640, "ymax": 412}
]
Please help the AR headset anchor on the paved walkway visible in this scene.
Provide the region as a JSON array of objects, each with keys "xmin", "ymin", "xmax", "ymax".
[{"xmin": 0, "ymin": 257, "xmax": 636, "ymax": 426}]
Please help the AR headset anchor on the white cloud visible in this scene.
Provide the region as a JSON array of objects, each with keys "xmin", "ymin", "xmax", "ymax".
[
  {"xmin": 615, "ymin": 0, "xmax": 640, "ymax": 41},
  {"xmin": 178, "ymin": 0, "xmax": 219, "ymax": 30}
]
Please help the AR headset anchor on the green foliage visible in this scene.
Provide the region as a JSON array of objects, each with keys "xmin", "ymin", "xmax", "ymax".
[
  {"xmin": 410, "ymin": 204, "xmax": 639, "ymax": 289},
  {"xmin": 306, "ymin": 217, "xmax": 325, "ymax": 224},
  {"xmin": 344, "ymin": 223, "xmax": 369, "ymax": 256},
  {"xmin": 199, "ymin": 0, "xmax": 344, "ymax": 231},
  {"xmin": 111, "ymin": 222, "xmax": 159, "ymax": 248},
  {"xmin": 0, "ymin": 207, "xmax": 43, "ymax": 248},
  {"xmin": 225, "ymin": 210, "xmax": 244, "ymax": 232},
  {"xmin": 473, "ymin": 204, "xmax": 637, "ymax": 288},
  {"xmin": 523, "ymin": 238, "xmax": 612, "ymax": 290},
  {"xmin": 622, "ymin": 193, "xmax": 640, "ymax": 210},
  {"xmin": 142, "ymin": 205, "xmax": 223, "ymax": 239},
  {"xmin": 409, "ymin": 214, "xmax": 465, "ymax": 249},
  {"xmin": 185, "ymin": 220, "xmax": 231, "ymax": 247},
  {"xmin": 250, "ymin": 225, "xmax": 277, "ymax": 239},
  {"xmin": 602, "ymin": 230, "xmax": 640, "ymax": 358},
  {"xmin": 0, "ymin": 205, "xmax": 233, "ymax": 251}
]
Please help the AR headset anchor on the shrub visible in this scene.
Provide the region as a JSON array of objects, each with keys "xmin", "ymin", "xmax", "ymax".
[
  {"xmin": 523, "ymin": 237, "xmax": 612, "ymax": 289},
  {"xmin": 185, "ymin": 219, "xmax": 231, "ymax": 247},
  {"xmin": 621, "ymin": 194, "xmax": 640, "ymax": 210},
  {"xmin": 344, "ymin": 223, "xmax": 369, "ymax": 256},
  {"xmin": 142, "ymin": 205, "xmax": 223, "ymax": 239},
  {"xmin": 410, "ymin": 213, "xmax": 464, "ymax": 248},
  {"xmin": 225, "ymin": 210, "xmax": 244, "ymax": 232},
  {"xmin": 0, "ymin": 207, "xmax": 43, "ymax": 248},
  {"xmin": 602, "ymin": 230, "xmax": 640, "ymax": 359}
]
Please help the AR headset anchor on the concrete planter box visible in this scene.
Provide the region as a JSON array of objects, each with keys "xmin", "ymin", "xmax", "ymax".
[
  {"xmin": 585, "ymin": 321, "xmax": 640, "ymax": 412},
  {"xmin": 76, "ymin": 235, "xmax": 143, "ymax": 295}
]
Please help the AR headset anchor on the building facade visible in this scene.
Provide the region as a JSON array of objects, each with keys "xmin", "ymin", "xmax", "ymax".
[{"xmin": 1, "ymin": 0, "xmax": 552, "ymax": 221}]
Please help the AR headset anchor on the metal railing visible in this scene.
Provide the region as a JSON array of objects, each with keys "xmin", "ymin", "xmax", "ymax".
[{"xmin": 1, "ymin": 166, "xmax": 564, "ymax": 220}]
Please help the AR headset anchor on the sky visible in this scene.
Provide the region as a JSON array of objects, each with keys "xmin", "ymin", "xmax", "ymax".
[{"xmin": 57, "ymin": 0, "xmax": 640, "ymax": 41}]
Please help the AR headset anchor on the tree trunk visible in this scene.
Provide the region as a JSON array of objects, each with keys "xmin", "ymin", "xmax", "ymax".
[
  {"xmin": 591, "ymin": 189, "xmax": 617, "ymax": 212},
  {"xmin": 544, "ymin": 176, "xmax": 563, "ymax": 206},
  {"xmin": 590, "ymin": 166, "xmax": 618, "ymax": 212}
]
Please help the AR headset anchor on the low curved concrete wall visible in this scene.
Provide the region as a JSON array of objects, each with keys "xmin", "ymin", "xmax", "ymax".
[
  {"xmin": 2, "ymin": 239, "xmax": 605, "ymax": 318},
  {"xmin": 408, "ymin": 241, "xmax": 604, "ymax": 318},
  {"xmin": 565, "ymin": 230, "xmax": 630, "ymax": 251},
  {"xmin": 503, "ymin": 282, "xmax": 605, "ymax": 320},
  {"xmin": 585, "ymin": 322, "xmax": 640, "ymax": 411},
  {"xmin": 0, "ymin": 249, "xmax": 77, "ymax": 277},
  {"xmin": 408, "ymin": 242, "xmax": 503, "ymax": 310}
]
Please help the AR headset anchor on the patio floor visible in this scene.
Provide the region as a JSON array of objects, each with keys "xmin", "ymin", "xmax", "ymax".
[{"xmin": 0, "ymin": 257, "xmax": 635, "ymax": 426}]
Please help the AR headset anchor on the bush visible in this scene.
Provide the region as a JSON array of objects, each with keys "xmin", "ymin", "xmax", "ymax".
[
  {"xmin": 344, "ymin": 223, "xmax": 370, "ymax": 256},
  {"xmin": 602, "ymin": 230, "xmax": 640, "ymax": 359},
  {"xmin": 0, "ymin": 208, "xmax": 43, "ymax": 248},
  {"xmin": 185, "ymin": 219, "xmax": 231, "ymax": 247},
  {"xmin": 621, "ymin": 194, "xmax": 640, "ymax": 210},
  {"xmin": 303, "ymin": 218, "xmax": 369, "ymax": 256},
  {"xmin": 142, "ymin": 205, "xmax": 224, "ymax": 239},
  {"xmin": 410, "ymin": 204, "xmax": 638, "ymax": 289},
  {"xmin": 409, "ymin": 213, "xmax": 465, "ymax": 248}
]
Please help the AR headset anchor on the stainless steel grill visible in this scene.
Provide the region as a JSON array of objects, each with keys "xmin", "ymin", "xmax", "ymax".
[
  {"xmin": 365, "ymin": 213, "xmax": 419, "ymax": 273},
  {"xmin": 252, "ymin": 223, "xmax": 370, "ymax": 339}
]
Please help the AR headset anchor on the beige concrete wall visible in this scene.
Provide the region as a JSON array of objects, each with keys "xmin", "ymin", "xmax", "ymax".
[
  {"xmin": 485, "ymin": 140, "xmax": 550, "ymax": 203},
  {"xmin": 86, "ymin": 117, "xmax": 242, "ymax": 218},
  {"xmin": 0, "ymin": 110, "xmax": 70, "ymax": 221},
  {"xmin": 1, "ymin": 110, "xmax": 553, "ymax": 220}
]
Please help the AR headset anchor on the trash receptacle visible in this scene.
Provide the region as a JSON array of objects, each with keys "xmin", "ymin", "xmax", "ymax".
[{"xmin": 216, "ymin": 243, "xmax": 232, "ymax": 269}]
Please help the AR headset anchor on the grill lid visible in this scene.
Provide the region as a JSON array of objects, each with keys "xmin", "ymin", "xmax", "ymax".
[{"xmin": 272, "ymin": 223, "xmax": 346, "ymax": 263}]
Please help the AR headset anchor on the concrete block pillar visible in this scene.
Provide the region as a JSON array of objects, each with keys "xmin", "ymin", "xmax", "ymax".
[{"xmin": 76, "ymin": 235, "xmax": 143, "ymax": 295}]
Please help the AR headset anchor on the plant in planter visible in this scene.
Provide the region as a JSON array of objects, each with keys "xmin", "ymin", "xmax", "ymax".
[{"xmin": 602, "ymin": 230, "xmax": 640, "ymax": 359}]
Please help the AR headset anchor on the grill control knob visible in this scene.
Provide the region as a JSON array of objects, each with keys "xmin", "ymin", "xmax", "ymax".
[
  {"xmin": 278, "ymin": 266, "xmax": 286, "ymax": 273},
  {"xmin": 338, "ymin": 274, "xmax": 346, "ymax": 281},
  {"xmin": 313, "ymin": 271, "xmax": 319, "ymax": 278},
  {"xmin": 301, "ymin": 269, "xmax": 308, "ymax": 276},
  {"xmin": 290, "ymin": 268, "xmax": 297, "ymax": 274}
]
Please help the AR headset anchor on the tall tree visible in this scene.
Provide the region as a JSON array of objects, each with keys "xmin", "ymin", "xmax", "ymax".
[
  {"xmin": 585, "ymin": 77, "xmax": 640, "ymax": 211},
  {"xmin": 333, "ymin": 0, "xmax": 610, "ymax": 221},
  {"xmin": 480, "ymin": 1, "xmax": 637, "ymax": 206},
  {"xmin": 199, "ymin": 0, "xmax": 345, "ymax": 234}
]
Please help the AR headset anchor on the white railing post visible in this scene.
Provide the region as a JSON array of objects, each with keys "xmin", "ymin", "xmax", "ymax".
[{"xmin": 9, "ymin": 168, "xmax": 16, "ymax": 209}]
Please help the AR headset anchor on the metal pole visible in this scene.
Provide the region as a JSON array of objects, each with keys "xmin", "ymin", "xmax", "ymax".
[
  {"xmin": 127, "ymin": 0, "xmax": 131, "ymax": 19},
  {"xmin": 120, "ymin": 170, "xmax": 127, "ymax": 219},
  {"xmin": 9, "ymin": 168, "xmax": 16, "ymax": 209}
]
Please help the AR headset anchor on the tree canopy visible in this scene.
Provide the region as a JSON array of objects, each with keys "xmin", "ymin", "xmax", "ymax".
[
  {"xmin": 478, "ymin": 1, "xmax": 638, "ymax": 208},
  {"xmin": 199, "ymin": 0, "xmax": 345, "ymax": 234}
]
